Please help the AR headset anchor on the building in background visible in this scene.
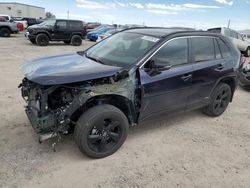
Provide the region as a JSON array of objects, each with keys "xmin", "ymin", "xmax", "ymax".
[{"xmin": 0, "ymin": 2, "xmax": 45, "ymax": 18}]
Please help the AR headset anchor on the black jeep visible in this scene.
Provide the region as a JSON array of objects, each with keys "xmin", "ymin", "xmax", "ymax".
[{"xmin": 26, "ymin": 19, "xmax": 86, "ymax": 46}]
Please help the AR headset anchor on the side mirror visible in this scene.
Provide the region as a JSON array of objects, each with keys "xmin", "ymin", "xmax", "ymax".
[
  {"xmin": 144, "ymin": 59, "xmax": 171, "ymax": 76},
  {"xmin": 145, "ymin": 59, "xmax": 171, "ymax": 71}
]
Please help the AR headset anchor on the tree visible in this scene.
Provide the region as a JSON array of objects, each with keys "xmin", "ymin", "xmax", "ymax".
[{"xmin": 45, "ymin": 12, "xmax": 56, "ymax": 19}]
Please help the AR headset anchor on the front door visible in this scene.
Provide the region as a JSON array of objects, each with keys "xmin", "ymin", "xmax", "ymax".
[
  {"xmin": 53, "ymin": 20, "xmax": 68, "ymax": 40},
  {"xmin": 139, "ymin": 37, "xmax": 193, "ymax": 120}
]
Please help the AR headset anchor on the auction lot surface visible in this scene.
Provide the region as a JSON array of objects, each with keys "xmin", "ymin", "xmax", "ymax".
[{"xmin": 0, "ymin": 33, "xmax": 250, "ymax": 188}]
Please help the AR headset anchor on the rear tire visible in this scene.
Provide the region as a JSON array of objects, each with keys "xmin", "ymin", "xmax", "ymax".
[
  {"xmin": 203, "ymin": 83, "xmax": 232, "ymax": 117},
  {"xmin": 0, "ymin": 28, "xmax": 11, "ymax": 37},
  {"xmin": 74, "ymin": 104, "xmax": 129, "ymax": 158},
  {"xmin": 36, "ymin": 33, "xmax": 49, "ymax": 46},
  {"xmin": 71, "ymin": 35, "xmax": 82, "ymax": 46}
]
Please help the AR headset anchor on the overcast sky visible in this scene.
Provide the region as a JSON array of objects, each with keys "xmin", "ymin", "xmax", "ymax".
[{"xmin": 2, "ymin": 0, "xmax": 250, "ymax": 30}]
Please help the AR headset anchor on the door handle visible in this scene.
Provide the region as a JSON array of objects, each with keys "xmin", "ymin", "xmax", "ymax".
[
  {"xmin": 214, "ymin": 64, "xmax": 225, "ymax": 72},
  {"xmin": 181, "ymin": 74, "xmax": 192, "ymax": 81}
]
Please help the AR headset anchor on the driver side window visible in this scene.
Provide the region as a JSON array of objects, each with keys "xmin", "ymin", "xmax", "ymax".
[
  {"xmin": 56, "ymin": 21, "xmax": 67, "ymax": 30},
  {"xmin": 153, "ymin": 38, "xmax": 188, "ymax": 67}
]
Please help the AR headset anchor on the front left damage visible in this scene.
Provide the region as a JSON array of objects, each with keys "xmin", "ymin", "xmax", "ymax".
[{"xmin": 19, "ymin": 68, "xmax": 141, "ymax": 142}]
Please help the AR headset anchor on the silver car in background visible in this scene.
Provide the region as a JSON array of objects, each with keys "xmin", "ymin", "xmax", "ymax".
[{"xmin": 208, "ymin": 27, "xmax": 250, "ymax": 57}]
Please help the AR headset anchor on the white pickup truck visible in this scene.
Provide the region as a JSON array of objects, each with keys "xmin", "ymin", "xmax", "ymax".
[
  {"xmin": 0, "ymin": 21, "xmax": 19, "ymax": 37},
  {"xmin": 0, "ymin": 14, "xmax": 28, "ymax": 29},
  {"xmin": 208, "ymin": 27, "xmax": 250, "ymax": 57}
]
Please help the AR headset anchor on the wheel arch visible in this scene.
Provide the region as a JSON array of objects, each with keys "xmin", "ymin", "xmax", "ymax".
[
  {"xmin": 36, "ymin": 31, "xmax": 51, "ymax": 40},
  {"xmin": 70, "ymin": 32, "xmax": 83, "ymax": 39},
  {"xmin": 0, "ymin": 26, "xmax": 11, "ymax": 30},
  {"xmin": 70, "ymin": 94, "xmax": 137, "ymax": 126},
  {"xmin": 212, "ymin": 76, "xmax": 237, "ymax": 102}
]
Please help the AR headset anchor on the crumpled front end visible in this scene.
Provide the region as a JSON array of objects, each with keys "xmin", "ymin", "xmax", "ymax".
[
  {"xmin": 20, "ymin": 68, "xmax": 140, "ymax": 136},
  {"xmin": 20, "ymin": 78, "xmax": 58, "ymax": 133}
]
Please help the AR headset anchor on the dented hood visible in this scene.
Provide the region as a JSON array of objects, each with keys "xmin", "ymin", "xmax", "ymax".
[{"xmin": 20, "ymin": 53, "xmax": 122, "ymax": 85}]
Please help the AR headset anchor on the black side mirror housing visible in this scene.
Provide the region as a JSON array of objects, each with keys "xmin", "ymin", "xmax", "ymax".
[
  {"xmin": 144, "ymin": 59, "xmax": 171, "ymax": 76},
  {"xmin": 145, "ymin": 59, "xmax": 171, "ymax": 71}
]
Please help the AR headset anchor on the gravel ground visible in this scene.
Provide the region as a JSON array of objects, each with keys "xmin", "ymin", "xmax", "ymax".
[{"xmin": 0, "ymin": 33, "xmax": 250, "ymax": 188}]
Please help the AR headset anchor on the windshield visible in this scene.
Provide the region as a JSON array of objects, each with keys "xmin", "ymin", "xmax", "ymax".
[
  {"xmin": 86, "ymin": 32, "xmax": 160, "ymax": 68},
  {"xmin": 38, "ymin": 19, "xmax": 56, "ymax": 27}
]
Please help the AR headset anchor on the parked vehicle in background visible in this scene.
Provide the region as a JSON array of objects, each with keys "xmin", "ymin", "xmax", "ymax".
[
  {"xmin": 0, "ymin": 14, "xmax": 11, "ymax": 22},
  {"xmin": 0, "ymin": 16, "xmax": 7, "ymax": 22},
  {"xmin": 208, "ymin": 27, "xmax": 250, "ymax": 57},
  {"xmin": 11, "ymin": 17, "xmax": 28, "ymax": 29},
  {"xmin": 239, "ymin": 57, "xmax": 250, "ymax": 89},
  {"xmin": 98, "ymin": 28, "xmax": 123, "ymax": 41},
  {"xmin": 87, "ymin": 25, "xmax": 115, "ymax": 41},
  {"xmin": 0, "ymin": 16, "xmax": 23, "ymax": 31},
  {"xmin": 20, "ymin": 28, "xmax": 240, "ymax": 158},
  {"xmin": 12, "ymin": 17, "xmax": 42, "ymax": 27},
  {"xmin": 16, "ymin": 22, "xmax": 24, "ymax": 31},
  {"xmin": 26, "ymin": 19, "xmax": 86, "ymax": 46},
  {"xmin": 85, "ymin": 22, "xmax": 101, "ymax": 32},
  {"xmin": 241, "ymin": 33, "xmax": 250, "ymax": 42},
  {"xmin": 0, "ymin": 20, "xmax": 19, "ymax": 37}
]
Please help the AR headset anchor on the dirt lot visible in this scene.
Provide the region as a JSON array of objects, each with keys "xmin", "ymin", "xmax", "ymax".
[{"xmin": 0, "ymin": 33, "xmax": 250, "ymax": 188}]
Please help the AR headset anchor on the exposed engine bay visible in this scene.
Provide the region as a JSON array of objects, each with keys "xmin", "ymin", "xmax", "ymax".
[{"xmin": 19, "ymin": 69, "xmax": 141, "ymax": 139}]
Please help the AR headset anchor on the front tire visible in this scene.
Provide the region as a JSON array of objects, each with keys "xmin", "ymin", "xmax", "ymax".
[
  {"xmin": 29, "ymin": 38, "xmax": 36, "ymax": 44},
  {"xmin": 0, "ymin": 28, "xmax": 11, "ymax": 37},
  {"xmin": 36, "ymin": 33, "xmax": 49, "ymax": 46},
  {"xmin": 203, "ymin": 83, "xmax": 232, "ymax": 117},
  {"xmin": 71, "ymin": 35, "xmax": 82, "ymax": 46},
  {"xmin": 74, "ymin": 104, "xmax": 129, "ymax": 158}
]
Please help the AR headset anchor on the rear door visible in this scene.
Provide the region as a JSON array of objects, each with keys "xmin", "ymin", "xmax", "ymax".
[
  {"xmin": 187, "ymin": 36, "xmax": 227, "ymax": 108},
  {"xmin": 68, "ymin": 21, "xmax": 83, "ymax": 34},
  {"xmin": 139, "ymin": 37, "xmax": 193, "ymax": 120}
]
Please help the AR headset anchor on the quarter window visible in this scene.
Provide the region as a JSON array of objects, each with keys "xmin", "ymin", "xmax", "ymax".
[
  {"xmin": 217, "ymin": 39, "xmax": 231, "ymax": 58},
  {"xmin": 152, "ymin": 38, "xmax": 188, "ymax": 67},
  {"xmin": 214, "ymin": 39, "xmax": 222, "ymax": 59},
  {"xmin": 192, "ymin": 37, "xmax": 214, "ymax": 62},
  {"xmin": 69, "ymin": 21, "xmax": 82, "ymax": 29}
]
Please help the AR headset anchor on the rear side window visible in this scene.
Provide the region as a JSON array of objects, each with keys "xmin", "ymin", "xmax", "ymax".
[
  {"xmin": 192, "ymin": 37, "xmax": 214, "ymax": 62},
  {"xmin": 214, "ymin": 39, "xmax": 222, "ymax": 59},
  {"xmin": 69, "ymin": 21, "xmax": 82, "ymax": 29},
  {"xmin": 217, "ymin": 39, "xmax": 231, "ymax": 58}
]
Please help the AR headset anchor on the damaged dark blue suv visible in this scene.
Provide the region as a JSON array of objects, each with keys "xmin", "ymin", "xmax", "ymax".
[{"xmin": 20, "ymin": 28, "xmax": 240, "ymax": 158}]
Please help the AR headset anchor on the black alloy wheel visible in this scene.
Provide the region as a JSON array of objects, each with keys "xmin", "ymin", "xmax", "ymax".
[
  {"xmin": 74, "ymin": 104, "xmax": 129, "ymax": 158},
  {"xmin": 71, "ymin": 35, "xmax": 82, "ymax": 46},
  {"xmin": 87, "ymin": 119, "xmax": 122, "ymax": 153},
  {"xmin": 36, "ymin": 33, "xmax": 49, "ymax": 46},
  {"xmin": 203, "ymin": 83, "xmax": 232, "ymax": 117},
  {"xmin": 212, "ymin": 87, "xmax": 231, "ymax": 115},
  {"xmin": 0, "ymin": 28, "xmax": 11, "ymax": 37}
]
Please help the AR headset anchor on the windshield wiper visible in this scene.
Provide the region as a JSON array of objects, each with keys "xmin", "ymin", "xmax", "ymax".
[{"xmin": 85, "ymin": 54, "xmax": 105, "ymax": 65}]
